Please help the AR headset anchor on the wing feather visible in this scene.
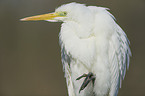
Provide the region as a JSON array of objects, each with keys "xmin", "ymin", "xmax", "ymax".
[
  {"xmin": 109, "ymin": 25, "xmax": 131, "ymax": 96},
  {"xmin": 59, "ymin": 40, "xmax": 75, "ymax": 96}
]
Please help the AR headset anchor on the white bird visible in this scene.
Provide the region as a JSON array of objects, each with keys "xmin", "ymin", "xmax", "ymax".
[{"xmin": 21, "ymin": 2, "xmax": 131, "ymax": 96}]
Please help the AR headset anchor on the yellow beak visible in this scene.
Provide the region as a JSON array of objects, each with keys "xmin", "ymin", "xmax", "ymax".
[{"xmin": 20, "ymin": 13, "xmax": 59, "ymax": 21}]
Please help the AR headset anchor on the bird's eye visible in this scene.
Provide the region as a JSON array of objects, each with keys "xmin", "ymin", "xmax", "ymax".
[
  {"xmin": 63, "ymin": 12, "xmax": 67, "ymax": 15},
  {"xmin": 59, "ymin": 12, "xmax": 67, "ymax": 16}
]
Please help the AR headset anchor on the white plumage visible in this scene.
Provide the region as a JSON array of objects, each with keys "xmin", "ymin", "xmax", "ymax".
[
  {"xmin": 21, "ymin": 2, "xmax": 131, "ymax": 96},
  {"xmin": 58, "ymin": 3, "xmax": 131, "ymax": 96}
]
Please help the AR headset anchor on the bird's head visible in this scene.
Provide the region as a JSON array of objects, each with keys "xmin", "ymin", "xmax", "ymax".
[{"xmin": 20, "ymin": 2, "xmax": 92, "ymax": 23}]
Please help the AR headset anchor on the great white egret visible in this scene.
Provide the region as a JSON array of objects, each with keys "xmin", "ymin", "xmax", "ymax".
[{"xmin": 21, "ymin": 2, "xmax": 131, "ymax": 96}]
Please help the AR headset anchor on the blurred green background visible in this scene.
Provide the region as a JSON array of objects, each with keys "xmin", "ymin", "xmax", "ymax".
[{"xmin": 0, "ymin": 0, "xmax": 145, "ymax": 96}]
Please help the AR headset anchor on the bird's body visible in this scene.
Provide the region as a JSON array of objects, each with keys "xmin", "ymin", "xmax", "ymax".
[{"xmin": 21, "ymin": 2, "xmax": 131, "ymax": 96}]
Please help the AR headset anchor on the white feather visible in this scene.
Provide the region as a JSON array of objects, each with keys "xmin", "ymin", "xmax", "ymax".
[{"xmin": 53, "ymin": 2, "xmax": 131, "ymax": 96}]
